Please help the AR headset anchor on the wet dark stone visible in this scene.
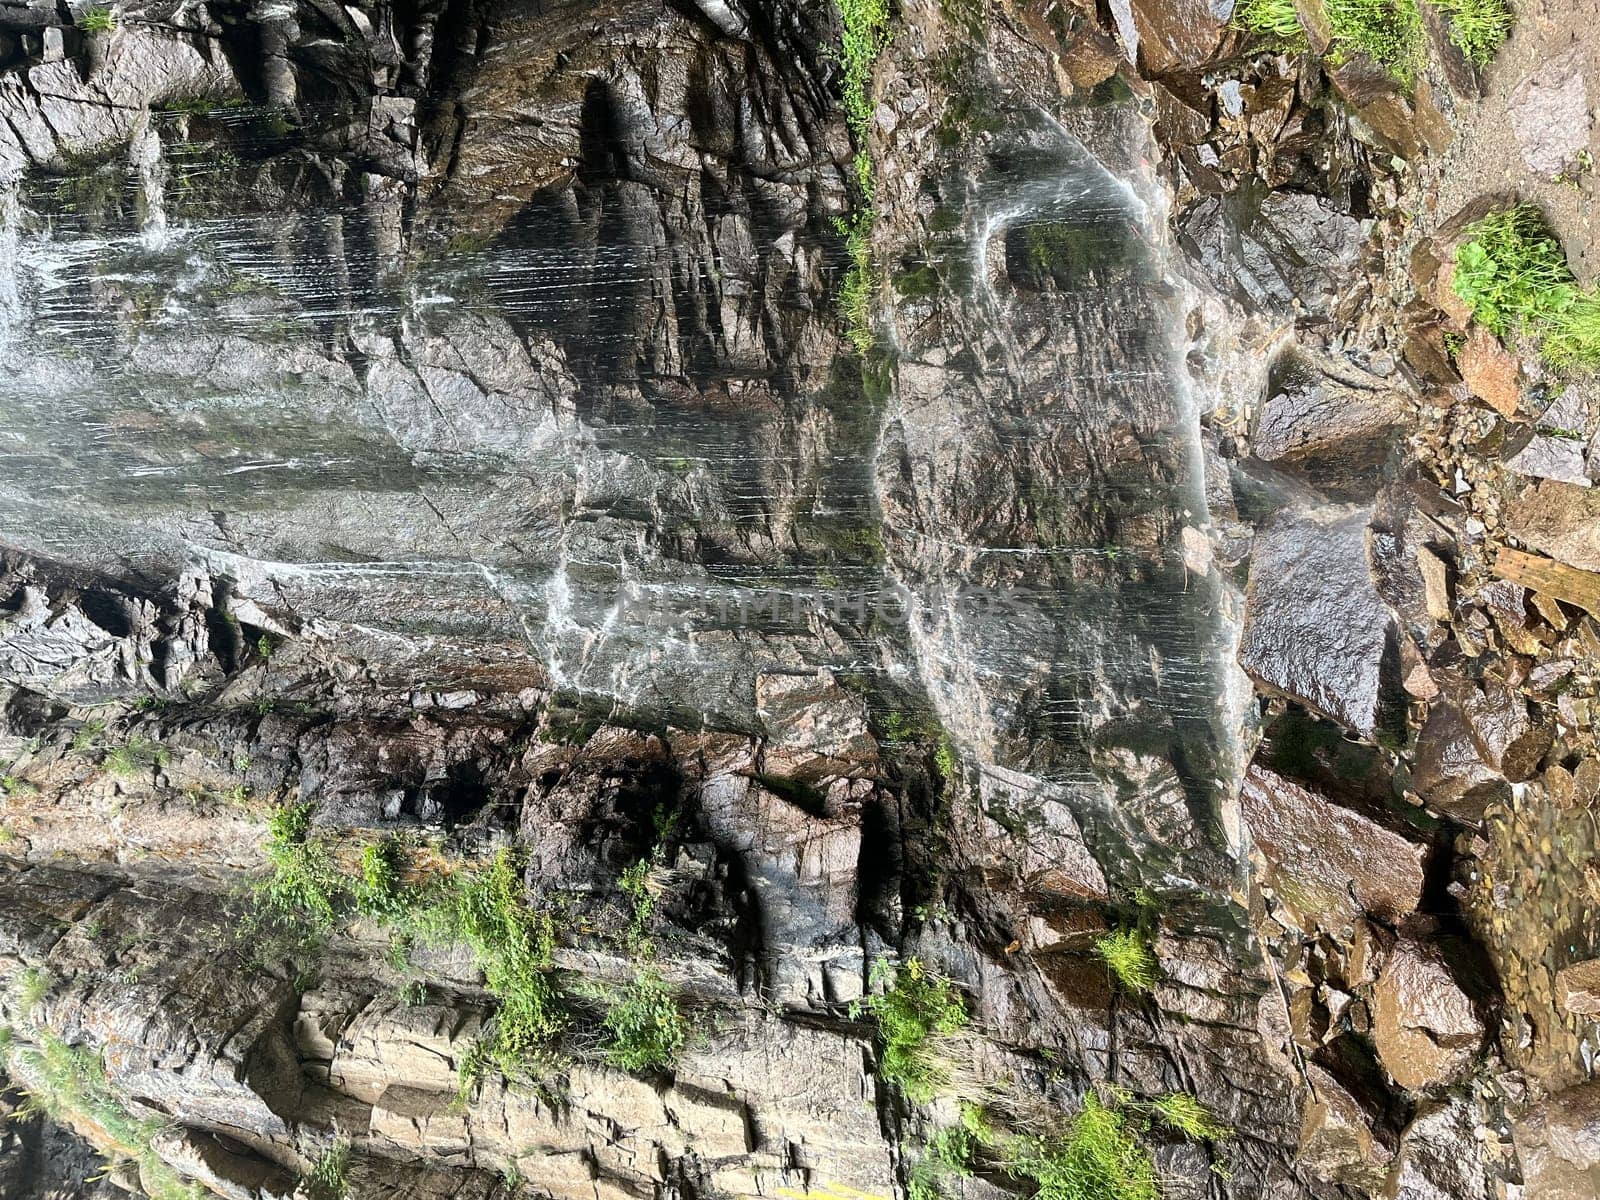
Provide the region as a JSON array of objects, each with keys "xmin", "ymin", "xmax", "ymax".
[
  {"xmin": 1238, "ymin": 504, "xmax": 1402, "ymax": 741},
  {"xmin": 1411, "ymin": 694, "xmax": 1509, "ymax": 822},
  {"xmin": 1241, "ymin": 763, "xmax": 1425, "ymax": 936}
]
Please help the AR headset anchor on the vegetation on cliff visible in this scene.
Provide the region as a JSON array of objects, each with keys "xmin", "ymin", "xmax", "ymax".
[{"xmin": 1454, "ymin": 204, "xmax": 1600, "ymax": 370}]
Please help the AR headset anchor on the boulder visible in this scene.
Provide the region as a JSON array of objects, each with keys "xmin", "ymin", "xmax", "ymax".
[
  {"xmin": 1504, "ymin": 429, "xmax": 1592, "ymax": 488},
  {"xmin": 1412, "ymin": 693, "xmax": 1509, "ymax": 821},
  {"xmin": 1508, "ymin": 50, "xmax": 1591, "ymax": 177},
  {"xmin": 1457, "ymin": 326, "xmax": 1521, "ymax": 418},
  {"xmin": 1111, "ymin": 0, "xmax": 1233, "ymax": 76},
  {"xmin": 1298, "ymin": 1063, "xmax": 1391, "ymax": 1190},
  {"xmin": 1506, "ymin": 482, "xmax": 1600, "ymax": 573},
  {"xmin": 1252, "ymin": 351, "xmax": 1408, "ymax": 496},
  {"xmin": 1512, "ymin": 1083, "xmax": 1600, "ymax": 1200},
  {"xmin": 1383, "ymin": 1096, "xmax": 1489, "ymax": 1200},
  {"xmin": 1461, "ymin": 679, "xmax": 1550, "ymax": 782},
  {"xmin": 1238, "ymin": 505, "xmax": 1399, "ymax": 740},
  {"xmin": 1372, "ymin": 936, "xmax": 1484, "ymax": 1090},
  {"xmin": 1242, "ymin": 764, "xmax": 1426, "ymax": 936},
  {"xmin": 1555, "ymin": 958, "xmax": 1600, "ymax": 1016}
]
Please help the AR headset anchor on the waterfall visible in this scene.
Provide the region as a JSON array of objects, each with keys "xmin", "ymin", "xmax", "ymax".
[{"xmin": 129, "ymin": 112, "xmax": 169, "ymax": 250}]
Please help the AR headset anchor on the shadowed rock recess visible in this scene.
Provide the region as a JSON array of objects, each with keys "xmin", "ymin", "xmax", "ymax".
[{"xmin": 1, "ymin": 1, "xmax": 1595, "ymax": 1199}]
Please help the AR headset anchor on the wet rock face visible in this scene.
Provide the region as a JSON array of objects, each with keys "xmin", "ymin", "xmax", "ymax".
[
  {"xmin": 1238, "ymin": 504, "xmax": 1401, "ymax": 741},
  {"xmin": 1384, "ymin": 1097, "xmax": 1489, "ymax": 1200},
  {"xmin": 1241, "ymin": 764, "xmax": 1425, "ymax": 936}
]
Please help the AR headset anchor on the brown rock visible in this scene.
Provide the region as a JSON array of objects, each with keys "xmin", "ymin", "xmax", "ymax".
[
  {"xmin": 1506, "ymin": 482, "xmax": 1600, "ymax": 573},
  {"xmin": 1242, "ymin": 764, "xmax": 1426, "ymax": 936},
  {"xmin": 1416, "ymin": 545, "xmax": 1451, "ymax": 622},
  {"xmin": 1462, "ymin": 680, "xmax": 1550, "ymax": 782},
  {"xmin": 1512, "ymin": 1083, "xmax": 1600, "ymax": 1200},
  {"xmin": 1556, "ymin": 959, "xmax": 1600, "ymax": 1016},
  {"xmin": 1121, "ymin": 0, "xmax": 1230, "ymax": 76},
  {"xmin": 1413, "ymin": 696, "xmax": 1507, "ymax": 821},
  {"xmin": 1299, "ymin": 1064, "xmax": 1390, "ymax": 1190},
  {"xmin": 1372, "ymin": 937, "xmax": 1484, "ymax": 1090},
  {"xmin": 1432, "ymin": 261, "xmax": 1473, "ymax": 329},
  {"xmin": 1458, "ymin": 326, "xmax": 1521, "ymax": 418}
]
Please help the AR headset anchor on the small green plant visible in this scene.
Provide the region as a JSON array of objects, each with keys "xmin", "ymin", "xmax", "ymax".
[
  {"xmin": 0, "ymin": 774, "xmax": 37, "ymax": 797},
  {"xmin": 1007, "ymin": 1094, "xmax": 1158, "ymax": 1200},
  {"xmin": 601, "ymin": 969, "xmax": 688, "ymax": 1073},
  {"xmin": 839, "ymin": 0, "xmax": 890, "ymax": 143},
  {"xmin": 1433, "ymin": 0, "xmax": 1512, "ymax": 65},
  {"xmin": 353, "ymin": 841, "xmax": 404, "ymax": 918},
  {"xmin": 1236, "ymin": 0, "xmax": 1424, "ymax": 81},
  {"xmin": 71, "ymin": 719, "xmax": 107, "ymax": 753},
  {"xmin": 619, "ymin": 858, "xmax": 657, "ymax": 948},
  {"xmin": 1325, "ymin": 0, "xmax": 1424, "ymax": 82},
  {"xmin": 104, "ymin": 737, "xmax": 167, "ymax": 780},
  {"xmin": 304, "ymin": 1135, "xmax": 352, "ymax": 1200},
  {"xmin": 934, "ymin": 738, "xmax": 957, "ymax": 782},
  {"xmin": 1148, "ymin": 1092, "xmax": 1230, "ymax": 1141},
  {"xmin": 1454, "ymin": 204, "xmax": 1600, "ymax": 371},
  {"xmin": 1094, "ymin": 929, "xmax": 1158, "ymax": 994},
  {"xmin": 854, "ymin": 958, "xmax": 969, "ymax": 1101},
  {"xmin": 14, "ymin": 967, "xmax": 51, "ymax": 1016},
  {"xmin": 836, "ymin": 210, "xmax": 877, "ymax": 353},
  {"xmin": 257, "ymin": 634, "xmax": 274, "ymax": 658},
  {"xmin": 397, "ymin": 979, "xmax": 428, "ymax": 1006},
  {"xmin": 77, "ymin": 6, "xmax": 116, "ymax": 33},
  {"xmin": 449, "ymin": 849, "xmax": 567, "ymax": 1074},
  {"xmin": 1233, "ymin": 0, "xmax": 1308, "ymax": 45}
]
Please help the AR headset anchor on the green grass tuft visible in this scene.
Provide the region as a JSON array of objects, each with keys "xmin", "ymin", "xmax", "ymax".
[
  {"xmin": 1433, "ymin": 0, "xmax": 1512, "ymax": 65},
  {"xmin": 1236, "ymin": 0, "xmax": 1427, "ymax": 82},
  {"xmin": 1454, "ymin": 204, "xmax": 1600, "ymax": 371},
  {"xmin": 78, "ymin": 6, "xmax": 116, "ymax": 33},
  {"xmin": 1233, "ymin": 0, "xmax": 1310, "ymax": 46},
  {"xmin": 14, "ymin": 966, "xmax": 51, "ymax": 1016},
  {"xmin": 103, "ymin": 737, "xmax": 168, "ymax": 780},
  {"xmin": 1007, "ymin": 1095, "xmax": 1158, "ymax": 1200},
  {"xmin": 1094, "ymin": 929, "xmax": 1158, "ymax": 994},
  {"xmin": 1149, "ymin": 1091, "xmax": 1230, "ymax": 1141},
  {"xmin": 601, "ymin": 969, "xmax": 688, "ymax": 1073},
  {"xmin": 5, "ymin": 1031, "xmax": 204, "ymax": 1200},
  {"xmin": 835, "ymin": 210, "xmax": 877, "ymax": 353},
  {"xmin": 839, "ymin": 0, "xmax": 891, "ymax": 143},
  {"xmin": 856, "ymin": 958, "xmax": 969, "ymax": 1102},
  {"xmin": 1326, "ymin": 0, "xmax": 1424, "ymax": 83}
]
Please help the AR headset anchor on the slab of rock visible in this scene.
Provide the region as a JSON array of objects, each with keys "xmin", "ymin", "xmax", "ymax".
[
  {"xmin": 1239, "ymin": 505, "xmax": 1399, "ymax": 740},
  {"xmin": 1556, "ymin": 958, "xmax": 1600, "ymax": 1016},
  {"xmin": 1413, "ymin": 693, "xmax": 1509, "ymax": 821},
  {"xmin": 1512, "ymin": 1082, "xmax": 1600, "ymax": 1200},
  {"xmin": 1458, "ymin": 325, "xmax": 1521, "ymax": 418},
  {"xmin": 1242, "ymin": 764, "xmax": 1425, "ymax": 935},
  {"xmin": 1113, "ymin": 0, "xmax": 1231, "ymax": 76},
  {"xmin": 1509, "ymin": 50, "xmax": 1591, "ymax": 177},
  {"xmin": 1507, "ymin": 482, "xmax": 1600, "ymax": 573},
  {"xmin": 1252, "ymin": 351, "xmax": 1408, "ymax": 494},
  {"xmin": 1384, "ymin": 1096, "xmax": 1489, "ymax": 1200},
  {"xmin": 1372, "ymin": 936, "xmax": 1484, "ymax": 1090},
  {"xmin": 1299, "ymin": 1064, "xmax": 1391, "ymax": 1191},
  {"xmin": 1504, "ymin": 429, "xmax": 1592, "ymax": 487}
]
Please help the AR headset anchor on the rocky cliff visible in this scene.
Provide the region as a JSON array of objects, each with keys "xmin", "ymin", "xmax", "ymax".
[{"xmin": 1, "ymin": 2, "xmax": 1598, "ymax": 1200}]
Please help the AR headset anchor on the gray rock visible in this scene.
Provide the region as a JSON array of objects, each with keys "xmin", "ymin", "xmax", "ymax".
[
  {"xmin": 1238, "ymin": 505, "xmax": 1400, "ymax": 740},
  {"xmin": 1513, "ymin": 1082, "xmax": 1600, "ymax": 1200},
  {"xmin": 1384, "ymin": 1096, "xmax": 1489, "ymax": 1200},
  {"xmin": 1509, "ymin": 50, "xmax": 1591, "ymax": 177},
  {"xmin": 1503, "ymin": 430, "xmax": 1592, "ymax": 488}
]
